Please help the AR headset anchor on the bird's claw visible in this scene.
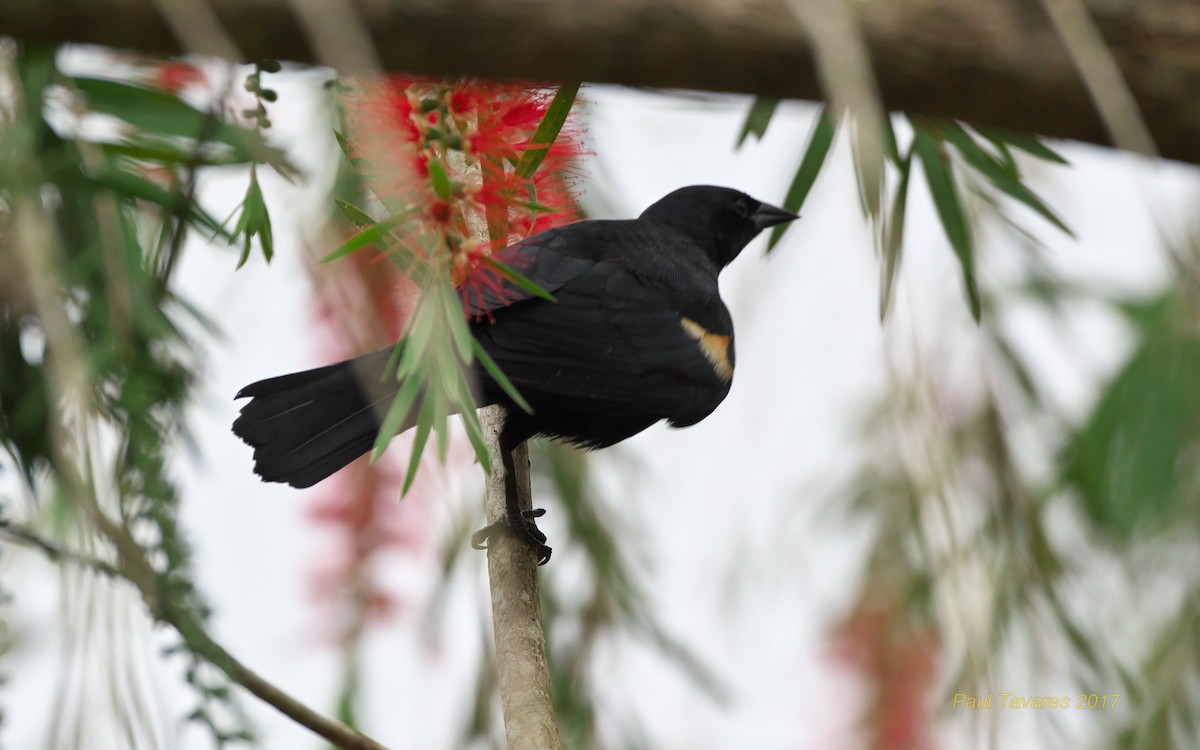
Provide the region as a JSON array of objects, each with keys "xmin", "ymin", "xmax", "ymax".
[{"xmin": 471, "ymin": 508, "xmax": 552, "ymax": 565}]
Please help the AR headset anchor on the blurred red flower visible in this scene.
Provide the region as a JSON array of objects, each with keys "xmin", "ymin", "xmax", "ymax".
[
  {"xmin": 830, "ymin": 592, "xmax": 942, "ymax": 750},
  {"xmin": 152, "ymin": 62, "xmax": 207, "ymax": 94}
]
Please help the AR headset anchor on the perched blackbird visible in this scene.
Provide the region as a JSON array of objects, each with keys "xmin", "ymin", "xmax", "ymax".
[{"xmin": 233, "ymin": 185, "xmax": 797, "ymax": 562}]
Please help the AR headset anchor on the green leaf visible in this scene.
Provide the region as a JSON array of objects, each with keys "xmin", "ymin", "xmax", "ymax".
[
  {"xmin": 882, "ymin": 116, "xmax": 902, "ymax": 165},
  {"xmin": 482, "ymin": 257, "xmax": 557, "ymax": 302},
  {"xmin": 1062, "ymin": 301, "xmax": 1200, "ymax": 539},
  {"xmin": 252, "ymin": 179, "xmax": 273, "ymax": 262},
  {"xmin": 320, "ymin": 214, "xmax": 407, "ymax": 263},
  {"xmin": 879, "ymin": 150, "xmax": 913, "ymax": 320},
  {"xmin": 401, "ymin": 405, "xmax": 435, "ymax": 494},
  {"xmin": 459, "ymin": 408, "xmax": 491, "ymax": 475},
  {"xmin": 231, "ymin": 170, "xmax": 273, "ymax": 268},
  {"xmin": 978, "ymin": 127, "xmax": 1070, "ymax": 165},
  {"xmin": 439, "ymin": 281, "xmax": 474, "ymax": 364},
  {"xmin": 86, "ymin": 167, "xmax": 231, "ymax": 240},
  {"xmin": 471, "ymin": 338, "xmax": 533, "ymax": 414},
  {"xmin": 508, "ymin": 199, "xmax": 559, "ymax": 214},
  {"xmin": 985, "ymin": 137, "xmax": 1019, "ymax": 179},
  {"xmin": 851, "ymin": 119, "xmax": 886, "ymax": 221},
  {"xmin": 735, "ymin": 97, "xmax": 779, "ymax": 148},
  {"xmin": 514, "ymin": 82, "xmax": 580, "ymax": 179},
  {"xmin": 432, "ymin": 384, "xmax": 451, "ymax": 462},
  {"xmin": 333, "ymin": 130, "xmax": 361, "ymax": 165},
  {"xmin": 334, "ymin": 199, "xmax": 376, "ymax": 228},
  {"xmin": 938, "ymin": 123, "xmax": 1073, "ymax": 236},
  {"xmin": 912, "ymin": 127, "xmax": 981, "ymax": 321},
  {"xmin": 75, "ymin": 76, "xmax": 213, "ymax": 139},
  {"xmin": 74, "ymin": 76, "xmax": 292, "ymax": 171},
  {"xmin": 372, "ymin": 369, "xmax": 424, "ymax": 461},
  {"xmin": 991, "ymin": 331, "xmax": 1042, "ymax": 405},
  {"xmin": 101, "ymin": 139, "xmax": 242, "ymax": 167},
  {"xmin": 427, "ymin": 160, "xmax": 452, "ymax": 200},
  {"xmin": 382, "ymin": 340, "xmax": 406, "ymax": 383},
  {"xmin": 399, "ymin": 306, "xmax": 436, "ymax": 368},
  {"xmin": 768, "ymin": 107, "xmax": 838, "ymax": 252}
]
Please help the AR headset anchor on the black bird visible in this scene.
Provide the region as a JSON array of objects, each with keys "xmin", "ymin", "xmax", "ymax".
[{"xmin": 233, "ymin": 185, "xmax": 798, "ymax": 562}]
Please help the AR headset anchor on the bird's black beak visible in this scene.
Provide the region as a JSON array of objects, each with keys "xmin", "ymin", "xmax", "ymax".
[{"xmin": 751, "ymin": 203, "xmax": 800, "ymax": 230}]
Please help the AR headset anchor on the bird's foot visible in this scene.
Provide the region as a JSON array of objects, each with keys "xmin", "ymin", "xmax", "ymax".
[{"xmin": 471, "ymin": 508, "xmax": 552, "ymax": 565}]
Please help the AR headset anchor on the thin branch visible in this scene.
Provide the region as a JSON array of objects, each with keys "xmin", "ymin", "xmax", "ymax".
[
  {"xmin": 0, "ymin": 518, "xmax": 123, "ymax": 579},
  {"xmin": 479, "ymin": 406, "xmax": 562, "ymax": 750},
  {"xmin": 169, "ymin": 606, "xmax": 391, "ymax": 750},
  {"xmin": 77, "ymin": 460, "xmax": 393, "ymax": 750},
  {"xmin": 0, "ymin": 517, "xmax": 393, "ymax": 750}
]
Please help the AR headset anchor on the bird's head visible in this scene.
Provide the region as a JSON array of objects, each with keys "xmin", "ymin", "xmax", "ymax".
[{"xmin": 639, "ymin": 185, "xmax": 799, "ymax": 269}]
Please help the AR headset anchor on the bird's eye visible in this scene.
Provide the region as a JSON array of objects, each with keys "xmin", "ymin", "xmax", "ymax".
[{"xmin": 734, "ymin": 199, "xmax": 752, "ymax": 219}]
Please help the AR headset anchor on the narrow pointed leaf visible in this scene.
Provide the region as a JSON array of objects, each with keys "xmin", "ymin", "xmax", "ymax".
[
  {"xmin": 321, "ymin": 214, "xmax": 406, "ymax": 263},
  {"xmin": 74, "ymin": 76, "xmax": 293, "ymax": 171},
  {"xmin": 979, "ymin": 132, "xmax": 1020, "ymax": 179},
  {"xmin": 913, "ymin": 128, "xmax": 981, "ymax": 320},
  {"xmin": 401, "ymin": 406, "xmax": 435, "ymax": 494},
  {"xmin": 851, "ymin": 118, "xmax": 885, "ymax": 221},
  {"xmin": 383, "ymin": 340, "xmax": 405, "ymax": 384},
  {"xmin": 471, "ymin": 338, "xmax": 533, "ymax": 414},
  {"xmin": 231, "ymin": 171, "xmax": 273, "ymax": 268},
  {"xmin": 335, "ymin": 199, "xmax": 376, "ymax": 228},
  {"xmin": 459, "ymin": 407, "xmax": 491, "ymax": 474},
  {"xmin": 882, "ymin": 116, "xmax": 902, "ymax": 165},
  {"xmin": 440, "ymin": 282, "xmax": 474, "ymax": 363},
  {"xmin": 433, "ymin": 386, "xmax": 451, "ymax": 462},
  {"xmin": 398, "ymin": 303, "xmax": 437, "ymax": 370},
  {"xmin": 978, "ymin": 127, "xmax": 1070, "ymax": 165},
  {"xmin": 255, "ymin": 185, "xmax": 274, "ymax": 261},
  {"xmin": 509, "ymin": 199, "xmax": 559, "ymax": 214},
  {"xmin": 768, "ymin": 108, "xmax": 837, "ymax": 251},
  {"xmin": 483, "ymin": 257, "xmax": 557, "ymax": 302},
  {"xmin": 992, "ymin": 331, "xmax": 1042, "ymax": 404},
  {"xmin": 102, "ymin": 139, "xmax": 241, "ymax": 167},
  {"xmin": 514, "ymin": 82, "xmax": 580, "ymax": 179},
  {"xmin": 86, "ymin": 168, "xmax": 231, "ymax": 240},
  {"xmin": 372, "ymin": 372, "xmax": 424, "ymax": 460},
  {"xmin": 736, "ymin": 97, "xmax": 779, "ymax": 148},
  {"xmin": 939, "ymin": 123, "xmax": 1073, "ymax": 236},
  {"xmin": 880, "ymin": 151, "xmax": 913, "ymax": 320},
  {"xmin": 427, "ymin": 160, "xmax": 453, "ymax": 200},
  {"xmin": 333, "ymin": 129, "xmax": 368, "ymax": 173}
]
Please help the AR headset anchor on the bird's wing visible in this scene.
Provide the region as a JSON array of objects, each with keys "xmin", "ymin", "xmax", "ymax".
[
  {"xmin": 460, "ymin": 225, "xmax": 603, "ymax": 318},
  {"xmin": 473, "ymin": 257, "xmax": 732, "ymax": 428}
]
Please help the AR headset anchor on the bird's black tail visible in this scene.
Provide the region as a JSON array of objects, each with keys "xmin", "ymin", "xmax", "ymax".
[{"xmin": 232, "ymin": 347, "xmax": 401, "ymax": 488}]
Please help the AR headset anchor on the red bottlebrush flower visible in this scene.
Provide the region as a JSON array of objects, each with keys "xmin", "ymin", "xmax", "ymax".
[
  {"xmin": 448, "ymin": 88, "xmax": 473, "ymax": 115},
  {"xmin": 413, "ymin": 153, "xmax": 430, "ymax": 178},
  {"xmin": 429, "ymin": 199, "xmax": 453, "ymax": 226},
  {"xmin": 829, "ymin": 592, "xmax": 942, "ymax": 750},
  {"xmin": 341, "ymin": 76, "xmax": 585, "ymax": 315},
  {"xmin": 307, "ymin": 76, "xmax": 586, "ymax": 646},
  {"xmin": 501, "ymin": 101, "xmax": 543, "ymax": 129},
  {"xmin": 153, "ymin": 62, "xmax": 206, "ymax": 93}
]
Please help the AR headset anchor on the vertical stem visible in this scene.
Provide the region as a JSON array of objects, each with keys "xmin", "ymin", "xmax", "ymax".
[
  {"xmin": 1039, "ymin": 0, "xmax": 1157, "ymax": 158},
  {"xmin": 479, "ymin": 405, "xmax": 562, "ymax": 750}
]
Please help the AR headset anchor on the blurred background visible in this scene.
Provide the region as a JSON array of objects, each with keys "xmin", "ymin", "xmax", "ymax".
[{"xmin": 2, "ymin": 31, "xmax": 1200, "ymax": 750}]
